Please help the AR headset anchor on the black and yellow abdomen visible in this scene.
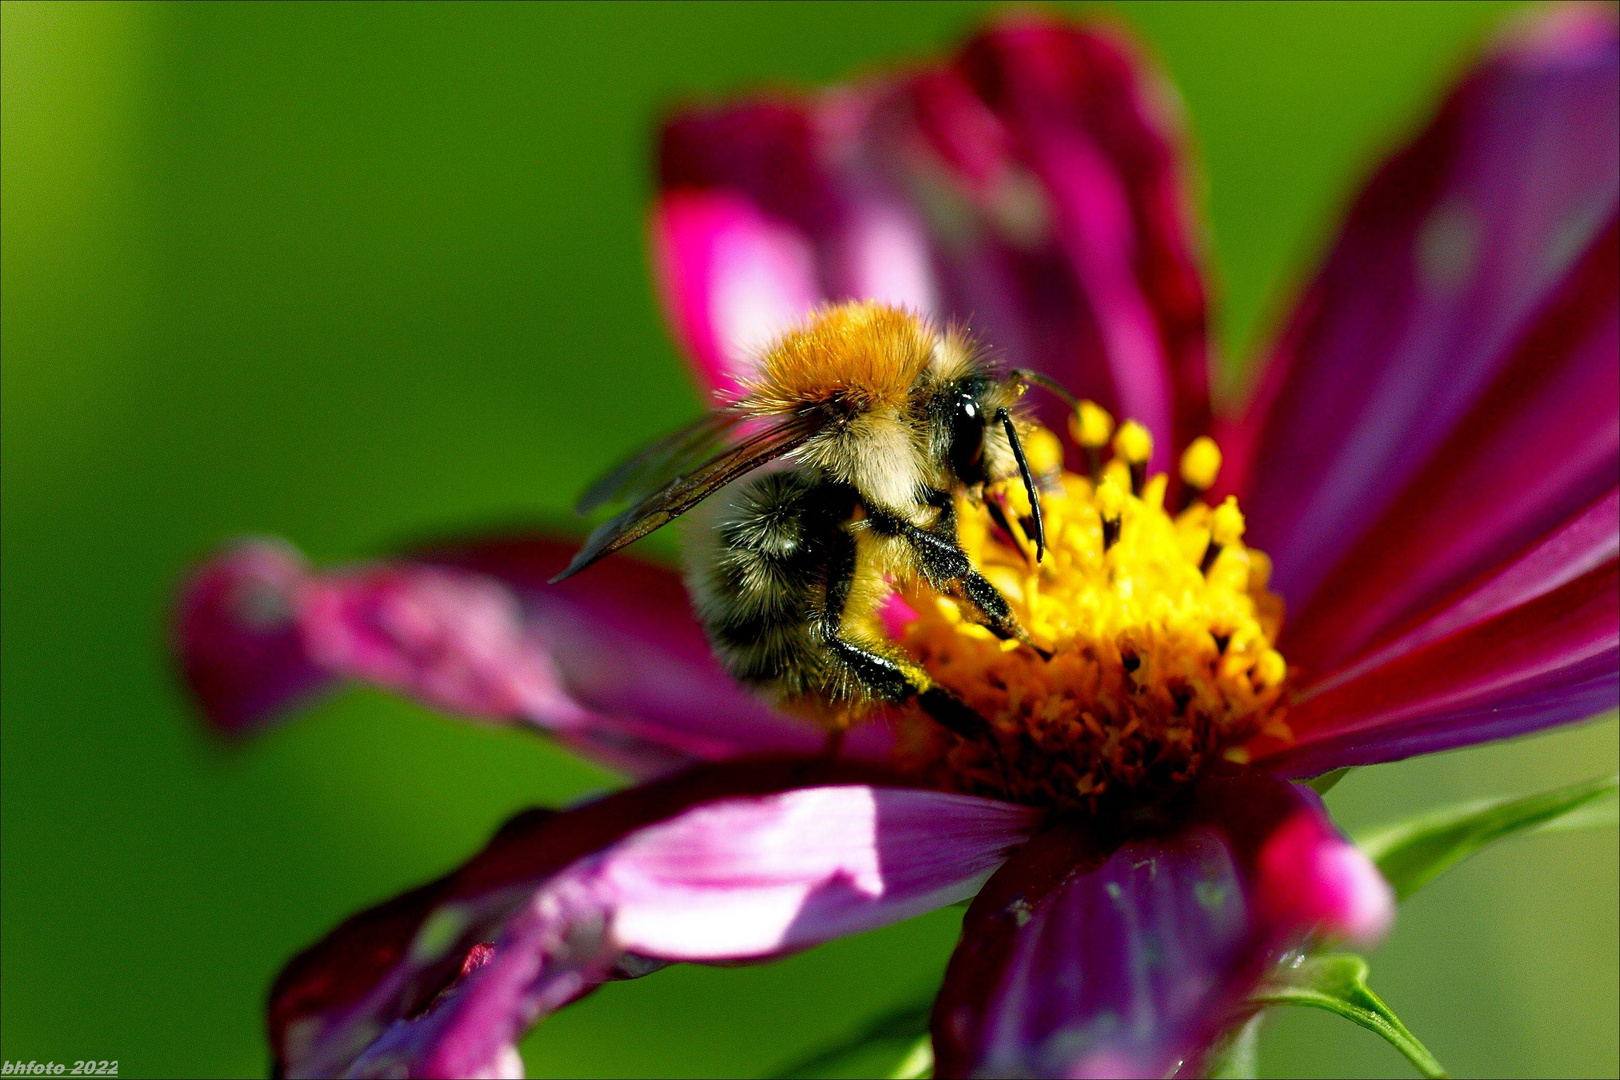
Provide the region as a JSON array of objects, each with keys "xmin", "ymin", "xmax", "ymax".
[{"xmin": 684, "ymin": 469, "xmax": 908, "ymax": 720}]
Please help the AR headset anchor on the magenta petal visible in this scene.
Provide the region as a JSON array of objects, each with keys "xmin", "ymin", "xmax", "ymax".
[
  {"xmin": 1270, "ymin": 651, "xmax": 1619, "ymax": 780},
  {"xmin": 172, "ymin": 538, "xmax": 333, "ymax": 735},
  {"xmin": 1312, "ymin": 488, "xmax": 1619, "ymax": 689},
  {"xmin": 660, "ymin": 98, "xmax": 835, "ymax": 235},
  {"xmin": 659, "ymin": 90, "xmax": 944, "ymax": 318},
  {"xmin": 173, "ymin": 533, "xmax": 865, "ymax": 777},
  {"xmin": 1284, "ymin": 217, "xmax": 1618, "ymax": 672},
  {"xmin": 931, "ymin": 771, "xmax": 1389, "ymax": 1079},
  {"xmin": 418, "ymin": 533, "xmax": 893, "ymax": 769},
  {"xmin": 653, "ymin": 15, "xmax": 1211, "ymax": 465},
  {"xmin": 1265, "ymin": 556, "xmax": 1619, "ymax": 777},
  {"xmin": 651, "ymin": 189, "xmax": 822, "ymax": 399},
  {"xmin": 603, "ymin": 783, "xmax": 1037, "ymax": 958},
  {"xmin": 1252, "ymin": 811, "xmax": 1394, "ymax": 949},
  {"xmin": 1230, "ymin": 7, "xmax": 1619, "ymax": 611},
  {"xmin": 942, "ymin": 18, "xmax": 1211, "ymax": 465},
  {"xmin": 297, "ymin": 562, "xmax": 597, "ymax": 733},
  {"xmin": 269, "ymin": 758, "xmax": 1038, "ymax": 1079}
]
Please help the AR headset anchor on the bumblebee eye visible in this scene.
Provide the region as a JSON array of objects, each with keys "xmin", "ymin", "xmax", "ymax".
[{"xmin": 949, "ymin": 393, "xmax": 986, "ymax": 482}]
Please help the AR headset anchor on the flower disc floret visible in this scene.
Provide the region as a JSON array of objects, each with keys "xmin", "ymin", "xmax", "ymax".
[{"xmin": 896, "ymin": 405, "xmax": 1293, "ymax": 813}]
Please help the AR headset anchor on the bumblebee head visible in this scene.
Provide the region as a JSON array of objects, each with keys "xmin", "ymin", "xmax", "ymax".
[
  {"xmin": 934, "ymin": 371, "xmax": 1058, "ymax": 562},
  {"xmin": 941, "ymin": 375, "xmax": 995, "ymax": 487}
]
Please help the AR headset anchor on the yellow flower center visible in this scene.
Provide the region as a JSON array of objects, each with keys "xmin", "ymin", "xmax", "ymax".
[{"xmin": 893, "ymin": 404, "xmax": 1293, "ymax": 813}]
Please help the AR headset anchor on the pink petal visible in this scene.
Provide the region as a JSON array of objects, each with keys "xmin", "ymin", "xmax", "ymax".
[
  {"xmin": 604, "ymin": 784, "xmax": 1036, "ymax": 958},
  {"xmin": 1284, "ymin": 217, "xmax": 1618, "ymax": 673},
  {"xmin": 1254, "ymin": 813, "xmax": 1394, "ymax": 948},
  {"xmin": 652, "ymin": 14, "xmax": 1212, "ymax": 469},
  {"xmin": 833, "ymin": 192, "xmax": 942, "ymax": 316},
  {"xmin": 1263, "ymin": 556, "xmax": 1618, "ymax": 777},
  {"xmin": 651, "ymin": 190, "xmax": 822, "ymax": 400},
  {"xmin": 660, "ymin": 97, "xmax": 834, "ymax": 232},
  {"xmin": 931, "ymin": 771, "xmax": 1389, "ymax": 1079},
  {"xmin": 172, "ymin": 538, "xmax": 333, "ymax": 735},
  {"xmin": 422, "ymin": 534, "xmax": 892, "ymax": 768},
  {"xmin": 269, "ymin": 759, "xmax": 1038, "ymax": 1079},
  {"xmin": 659, "ymin": 91, "xmax": 943, "ymax": 318},
  {"xmin": 1309, "ymin": 487, "xmax": 1619, "ymax": 691},
  {"xmin": 945, "ymin": 17, "xmax": 1210, "ymax": 467},
  {"xmin": 173, "ymin": 533, "xmax": 880, "ymax": 777},
  {"xmin": 297, "ymin": 563, "xmax": 597, "ymax": 734},
  {"xmin": 1228, "ymin": 7, "xmax": 1618, "ymax": 612}
]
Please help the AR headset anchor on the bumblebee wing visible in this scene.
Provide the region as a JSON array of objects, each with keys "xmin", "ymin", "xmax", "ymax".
[
  {"xmin": 552, "ymin": 410, "xmax": 822, "ymax": 582},
  {"xmin": 575, "ymin": 407, "xmax": 748, "ymax": 516}
]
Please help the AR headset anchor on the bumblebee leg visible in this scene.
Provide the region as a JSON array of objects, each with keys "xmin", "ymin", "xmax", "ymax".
[
  {"xmin": 915, "ymin": 686, "xmax": 999, "ymax": 743},
  {"xmin": 817, "ymin": 527, "xmax": 994, "ymax": 743},
  {"xmin": 866, "ymin": 503, "xmax": 1049, "ymax": 658},
  {"xmin": 921, "ymin": 485, "xmax": 958, "ymax": 524}
]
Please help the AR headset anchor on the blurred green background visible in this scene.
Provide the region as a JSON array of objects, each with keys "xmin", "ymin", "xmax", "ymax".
[{"xmin": 3, "ymin": 2, "xmax": 1615, "ymax": 1077}]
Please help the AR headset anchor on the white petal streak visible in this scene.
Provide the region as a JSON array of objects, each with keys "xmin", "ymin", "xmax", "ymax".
[{"xmin": 604, "ymin": 785, "xmax": 1040, "ymax": 958}]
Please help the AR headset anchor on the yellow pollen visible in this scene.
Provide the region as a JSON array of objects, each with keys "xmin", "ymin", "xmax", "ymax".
[
  {"xmin": 1112, "ymin": 420, "xmax": 1153, "ymax": 465},
  {"xmin": 1023, "ymin": 425, "xmax": 1065, "ymax": 479},
  {"xmin": 1071, "ymin": 399, "xmax": 1115, "ymax": 448},
  {"xmin": 893, "ymin": 422, "xmax": 1292, "ymax": 813},
  {"xmin": 1256, "ymin": 648, "xmax": 1288, "ymax": 687},
  {"xmin": 1179, "ymin": 436, "xmax": 1223, "ymax": 491},
  {"xmin": 1210, "ymin": 497, "xmax": 1246, "ymax": 547}
]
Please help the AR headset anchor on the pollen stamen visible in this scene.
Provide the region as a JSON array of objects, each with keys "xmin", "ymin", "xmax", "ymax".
[
  {"xmin": 892, "ymin": 417, "xmax": 1291, "ymax": 813},
  {"xmin": 1096, "ymin": 476, "xmax": 1126, "ymax": 552},
  {"xmin": 1201, "ymin": 497, "xmax": 1246, "ymax": 575},
  {"xmin": 1071, "ymin": 399, "xmax": 1115, "ymax": 481},
  {"xmin": 1113, "ymin": 420, "xmax": 1153, "ymax": 496},
  {"xmin": 1176, "ymin": 436, "xmax": 1223, "ymax": 512}
]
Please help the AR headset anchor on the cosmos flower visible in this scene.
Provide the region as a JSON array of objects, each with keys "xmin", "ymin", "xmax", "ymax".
[{"xmin": 174, "ymin": 8, "xmax": 1618, "ymax": 1079}]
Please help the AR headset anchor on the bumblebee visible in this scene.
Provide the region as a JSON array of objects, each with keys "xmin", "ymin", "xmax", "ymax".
[{"xmin": 554, "ymin": 301, "xmax": 1059, "ymax": 740}]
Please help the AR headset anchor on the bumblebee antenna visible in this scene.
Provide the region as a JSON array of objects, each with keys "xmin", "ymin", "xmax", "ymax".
[
  {"xmin": 1007, "ymin": 369, "xmax": 1079, "ymax": 409},
  {"xmin": 995, "ymin": 407, "xmax": 1045, "ymax": 563}
]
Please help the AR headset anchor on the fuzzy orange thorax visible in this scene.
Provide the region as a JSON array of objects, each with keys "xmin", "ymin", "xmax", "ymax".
[{"xmin": 746, "ymin": 301, "xmax": 936, "ymax": 415}]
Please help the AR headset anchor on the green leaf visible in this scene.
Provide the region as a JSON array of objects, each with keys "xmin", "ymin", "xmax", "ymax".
[
  {"xmin": 1305, "ymin": 767, "xmax": 1351, "ymax": 795},
  {"xmin": 889, "ymin": 1036, "xmax": 933, "ymax": 1080},
  {"xmin": 1202, "ymin": 1012, "xmax": 1263, "ymax": 1079},
  {"xmin": 1256, "ymin": 953, "xmax": 1446, "ymax": 1078},
  {"xmin": 1533, "ymin": 792, "xmax": 1619, "ymax": 834},
  {"xmin": 772, "ymin": 998, "xmax": 931, "ymax": 1078},
  {"xmin": 1354, "ymin": 774, "xmax": 1618, "ymax": 900}
]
